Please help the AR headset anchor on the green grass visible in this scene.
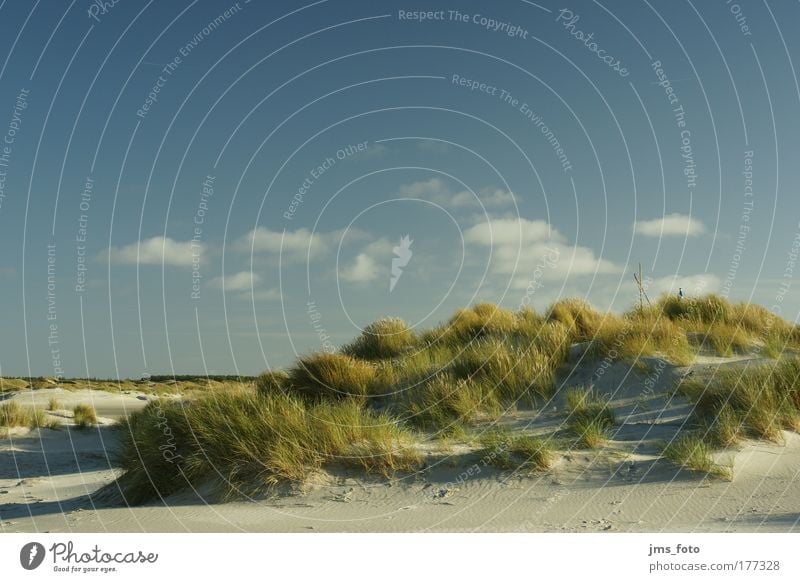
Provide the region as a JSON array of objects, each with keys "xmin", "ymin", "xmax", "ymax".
[
  {"xmin": 679, "ymin": 358, "xmax": 800, "ymax": 444},
  {"xmin": 72, "ymin": 403, "xmax": 98, "ymax": 429},
  {"xmin": 479, "ymin": 430, "xmax": 554, "ymax": 472},
  {"xmin": 0, "ymin": 401, "xmax": 55, "ymax": 429},
  {"xmin": 564, "ymin": 387, "xmax": 615, "ymax": 448},
  {"xmin": 400, "ymin": 373, "xmax": 497, "ymax": 432},
  {"xmin": 115, "ymin": 389, "xmax": 421, "ymax": 504},
  {"xmin": 449, "ymin": 339, "xmax": 554, "ymax": 402},
  {"xmin": 661, "ymin": 434, "xmax": 731, "ymax": 479}
]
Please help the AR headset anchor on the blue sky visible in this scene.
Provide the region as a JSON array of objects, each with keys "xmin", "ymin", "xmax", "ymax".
[{"xmin": 0, "ymin": 0, "xmax": 798, "ymax": 378}]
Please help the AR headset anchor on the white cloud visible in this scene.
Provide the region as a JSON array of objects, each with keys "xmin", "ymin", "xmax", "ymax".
[
  {"xmin": 339, "ymin": 238, "xmax": 393, "ymax": 284},
  {"xmin": 633, "ymin": 213, "xmax": 706, "ymax": 237},
  {"xmin": 465, "ymin": 218, "xmax": 620, "ymax": 285},
  {"xmin": 105, "ymin": 236, "xmax": 202, "ymax": 267},
  {"xmin": 235, "ymin": 227, "xmax": 368, "ymax": 262},
  {"xmin": 340, "ymin": 253, "xmax": 381, "ymax": 283},
  {"xmin": 210, "ymin": 270, "xmax": 260, "ymax": 292},
  {"xmin": 398, "ymin": 178, "xmax": 518, "ymax": 209}
]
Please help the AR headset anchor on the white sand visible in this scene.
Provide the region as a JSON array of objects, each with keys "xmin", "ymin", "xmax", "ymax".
[{"xmin": 2, "ymin": 357, "xmax": 799, "ymax": 533}]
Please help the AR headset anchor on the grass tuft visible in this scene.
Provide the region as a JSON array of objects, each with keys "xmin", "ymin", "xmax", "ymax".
[
  {"xmin": 116, "ymin": 390, "xmax": 421, "ymax": 504},
  {"xmin": 480, "ymin": 430, "xmax": 554, "ymax": 472},
  {"xmin": 0, "ymin": 401, "xmax": 55, "ymax": 429},
  {"xmin": 564, "ymin": 387, "xmax": 615, "ymax": 448},
  {"xmin": 73, "ymin": 403, "xmax": 97, "ymax": 429},
  {"xmin": 342, "ymin": 317, "xmax": 417, "ymax": 360},
  {"xmin": 662, "ymin": 434, "xmax": 731, "ymax": 479},
  {"xmin": 288, "ymin": 352, "xmax": 377, "ymax": 401}
]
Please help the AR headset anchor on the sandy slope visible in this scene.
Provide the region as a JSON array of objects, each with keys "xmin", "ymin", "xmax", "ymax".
[{"xmin": 2, "ymin": 356, "xmax": 799, "ymax": 533}]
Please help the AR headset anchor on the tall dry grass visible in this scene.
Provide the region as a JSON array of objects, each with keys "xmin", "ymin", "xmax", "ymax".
[{"xmin": 116, "ymin": 389, "xmax": 421, "ymax": 504}]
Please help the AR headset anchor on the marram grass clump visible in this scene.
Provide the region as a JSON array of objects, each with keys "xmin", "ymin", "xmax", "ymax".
[
  {"xmin": 0, "ymin": 401, "xmax": 54, "ymax": 429},
  {"xmin": 661, "ymin": 434, "xmax": 732, "ymax": 479},
  {"xmin": 288, "ymin": 352, "xmax": 377, "ymax": 401},
  {"xmin": 72, "ymin": 403, "xmax": 98, "ymax": 429},
  {"xmin": 115, "ymin": 389, "xmax": 420, "ymax": 504},
  {"xmin": 564, "ymin": 387, "xmax": 615, "ymax": 449},
  {"xmin": 342, "ymin": 317, "xmax": 417, "ymax": 360}
]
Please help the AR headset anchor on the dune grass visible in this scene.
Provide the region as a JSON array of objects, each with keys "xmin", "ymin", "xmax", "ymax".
[
  {"xmin": 564, "ymin": 386, "xmax": 615, "ymax": 448},
  {"xmin": 288, "ymin": 352, "xmax": 378, "ymax": 401},
  {"xmin": 479, "ymin": 430, "xmax": 554, "ymax": 472},
  {"xmin": 113, "ymin": 296, "xmax": 800, "ymax": 499},
  {"xmin": 0, "ymin": 401, "xmax": 55, "ymax": 429},
  {"xmin": 255, "ymin": 369, "xmax": 291, "ymax": 396},
  {"xmin": 400, "ymin": 373, "xmax": 496, "ymax": 433},
  {"xmin": 72, "ymin": 403, "xmax": 98, "ymax": 429},
  {"xmin": 115, "ymin": 389, "xmax": 421, "ymax": 504},
  {"xmin": 448, "ymin": 339, "xmax": 555, "ymax": 402},
  {"xmin": 661, "ymin": 434, "xmax": 732, "ymax": 479},
  {"xmin": 47, "ymin": 397, "xmax": 61, "ymax": 411},
  {"xmin": 342, "ymin": 317, "xmax": 417, "ymax": 360},
  {"xmin": 679, "ymin": 358, "xmax": 800, "ymax": 445}
]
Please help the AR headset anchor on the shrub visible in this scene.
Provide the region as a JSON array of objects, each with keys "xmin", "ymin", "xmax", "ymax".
[
  {"xmin": 342, "ymin": 317, "xmax": 417, "ymax": 360},
  {"xmin": 288, "ymin": 352, "xmax": 377, "ymax": 401},
  {"xmin": 73, "ymin": 403, "xmax": 98, "ymax": 429},
  {"xmin": 115, "ymin": 390, "xmax": 420, "ymax": 504}
]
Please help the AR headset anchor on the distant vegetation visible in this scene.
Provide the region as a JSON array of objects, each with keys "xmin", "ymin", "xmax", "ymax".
[{"xmin": 115, "ymin": 294, "xmax": 800, "ymax": 501}]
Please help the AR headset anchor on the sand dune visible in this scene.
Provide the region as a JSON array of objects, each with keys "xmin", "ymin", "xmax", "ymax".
[{"xmin": 2, "ymin": 353, "xmax": 799, "ymax": 533}]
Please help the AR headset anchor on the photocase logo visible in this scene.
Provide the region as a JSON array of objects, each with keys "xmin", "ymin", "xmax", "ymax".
[
  {"xmin": 19, "ymin": 542, "xmax": 46, "ymax": 570},
  {"xmin": 390, "ymin": 235, "xmax": 413, "ymax": 292}
]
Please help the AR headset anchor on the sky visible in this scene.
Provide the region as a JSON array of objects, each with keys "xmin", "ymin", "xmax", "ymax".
[{"xmin": 0, "ymin": 0, "xmax": 798, "ymax": 378}]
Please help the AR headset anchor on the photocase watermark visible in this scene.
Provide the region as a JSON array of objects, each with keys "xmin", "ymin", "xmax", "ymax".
[
  {"xmin": 725, "ymin": 0, "xmax": 753, "ymax": 37},
  {"xmin": 284, "ymin": 141, "xmax": 371, "ymax": 220},
  {"xmin": 651, "ymin": 59, "xmax": 697, "ymax": 193},
  {"xmin": 555, "ymin": 9, "xmax": 629, "ymax": 77},
  {"xmin": 21, "ymin": 540, "xmax": 158, "ymax": 574},
  {"xmin": 136, "ymin": 2, "xmax": 244, "ymax": 119},
  {"xmin": 20, "ymin": 542, "xmax": 46, "ymax": 570},
  {"xmin": 390, "ymin": 235, "xmax": 413, "ymax": 292},
  {"xmin": 0, "ymin": 88, "xmax": 29, "ymax": 214},
  {"xmin": 75, "ymin": 176, "xmax": 94, "ymax": 293},
  {"xmin": 308, "ymin": 299, "xmax": 336, "ymax": 353},
  {"xmin": 46, "ymin": 244, "xmax": 64, "ymax": 379},
  {"xmin": 87, "ymin": 0, "xmax": 122, "ymax": 23},
  {"xmin": 451, "ymin": 74, "xmax": 572, "ymax": 172},
  {"xmin": 720, "ymin": 150, "xmax": 754, "ymax": 298},
  {"xmin": 397, "ymin": 10, "xmax": 530, "ymax": 39},
  {"xmin": 190, "ymin": 175, "xmax": 215, "ymax": 300},
  {"xmin": 519, "ymin": 246, "xmax": 561, "ymax": 309},
  {"xmin": 764, "ymin": 222, "xmax": 800, "ymax": 328}
]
